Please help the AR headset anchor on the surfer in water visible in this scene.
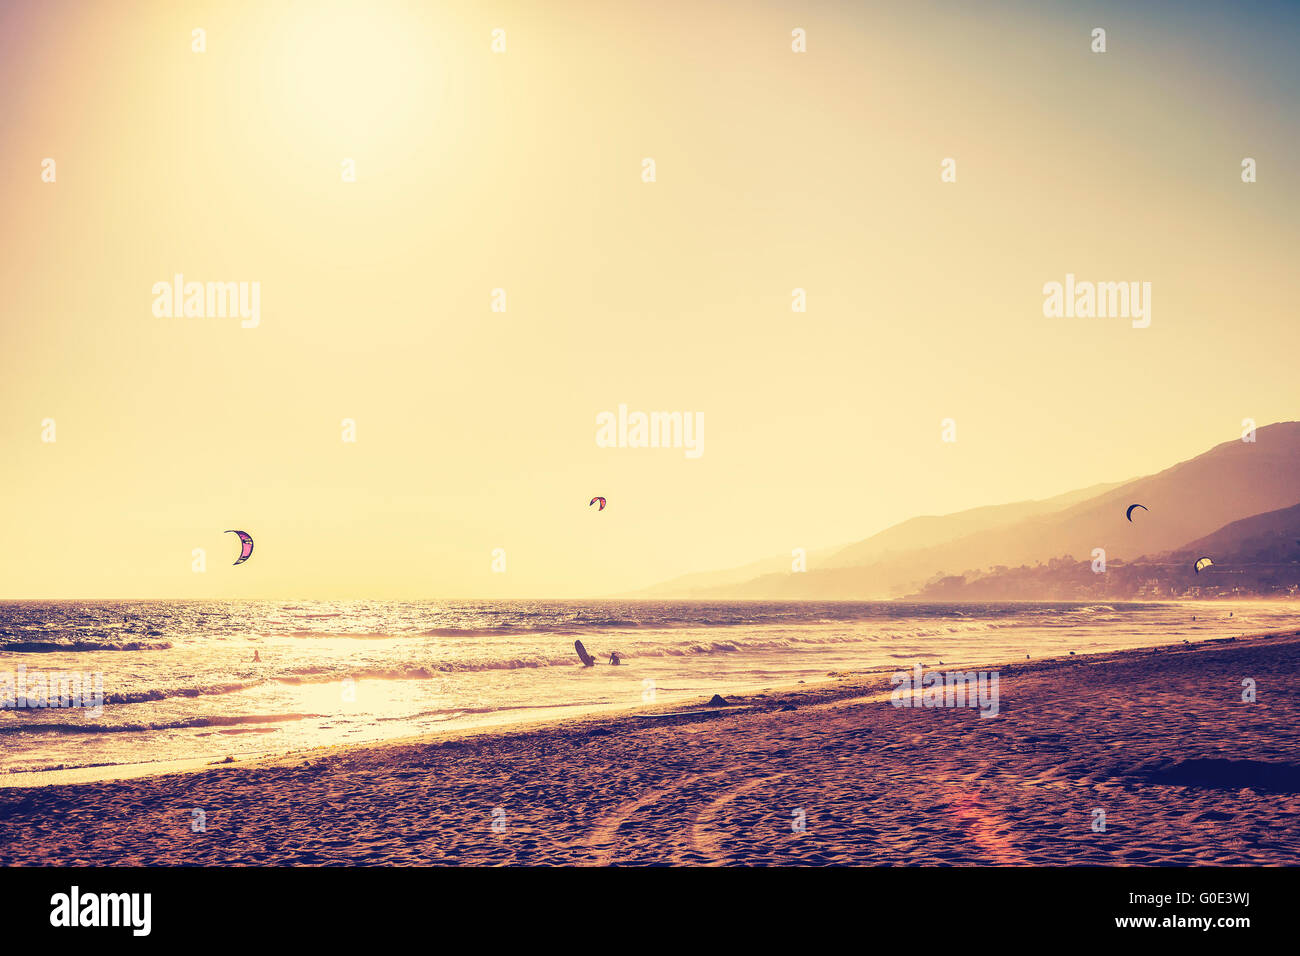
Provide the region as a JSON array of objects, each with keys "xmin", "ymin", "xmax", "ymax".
[
  {"xmin": 252, "ymin": 650, "xmax": 261, "ymax": 663},
  {"xmin": 608, "ymin": 651, "xmax": 621, "ymax": 666}
]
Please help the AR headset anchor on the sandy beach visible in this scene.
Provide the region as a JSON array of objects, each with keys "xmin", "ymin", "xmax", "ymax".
[{"xmin": 2, "ymin": 630, "xmax": 1298, "ymax": 866}]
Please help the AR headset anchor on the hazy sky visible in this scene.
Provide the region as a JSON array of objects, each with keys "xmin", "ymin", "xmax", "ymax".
[{"xmin": 2, "ymin": 0, "xmax": 1297, "ymax": 598}]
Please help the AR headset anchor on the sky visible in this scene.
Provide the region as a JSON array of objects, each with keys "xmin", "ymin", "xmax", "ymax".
[{"xmin": 1, "ymin": 0, "xmax": 1298, "ymax": 598}]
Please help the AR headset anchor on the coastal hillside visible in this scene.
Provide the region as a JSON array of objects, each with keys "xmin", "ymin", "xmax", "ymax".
[{"xmin": 637, "ymin": 422, "xmax": 1300, "ymax": 599}]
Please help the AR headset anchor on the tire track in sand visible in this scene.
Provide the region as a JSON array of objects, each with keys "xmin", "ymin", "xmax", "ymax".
[
  {"xmin": 571, "ymin": 771, "xmax": 731, "ymax": 865},
  {"xmin": 941, "ymin": 785, "xmax": 1029, "ymax": 864},
  {"xmin": 687, "ymin": 772, "xmax": 794, "ymax": 865}
]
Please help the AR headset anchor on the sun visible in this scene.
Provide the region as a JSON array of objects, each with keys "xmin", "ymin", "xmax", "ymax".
[{"xmin": 266, "ymin": 1, "xmax": 447, "ymax": 150}]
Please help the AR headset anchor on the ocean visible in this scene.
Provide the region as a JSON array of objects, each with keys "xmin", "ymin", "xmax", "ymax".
[{"xmin": 1, "ymin": 599, "xmax": 1293, "ymax": 779}]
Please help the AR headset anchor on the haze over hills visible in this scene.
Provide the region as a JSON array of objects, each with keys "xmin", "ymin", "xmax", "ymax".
[
  {"xmin": 634, "ymin": 422, "xmax": 1300, "ymax": 600},
  {"xmin": 820, "ymin": 481, "xmax": 1126, "ymax": 568},
  {"xmin": 632, "ymin": 480, "xmax": 1124, "ymax": 598},
  {"xmin": 912, "ymin": 499, "xmax": 1300, "ymax": 601},
  {"xmin": 1169, "ymin": 501, "xmax": 1300, "ymax": 566}
]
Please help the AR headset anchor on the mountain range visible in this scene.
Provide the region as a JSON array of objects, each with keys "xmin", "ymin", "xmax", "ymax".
[{"xmin": 633, "ymin": 421, "xmax": 1300, "ymax": 600}]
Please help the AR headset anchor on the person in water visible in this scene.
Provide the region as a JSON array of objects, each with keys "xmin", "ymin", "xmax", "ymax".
[
  {"xmin": 252, "ymin": 650, "xmax": 261, "ymax": 663},
  {"xmin": 608, "ymin": 651, "xmax": 621, "ymax": 666}
]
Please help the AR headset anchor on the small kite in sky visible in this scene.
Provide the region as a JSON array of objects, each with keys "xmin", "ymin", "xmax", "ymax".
[
  {"xmin": 589, "ymin": 497, "xmax": 607, "ymax": 511},
  {"xmin": 1126, "ymin": 503, "xmax": 1148, "ymax": 522},
  {"xmin": 226, "ymin": 530, "xmax": 254, "ymax": 566},
  {"xmin": 1194, "ymin": 556, "xmax": 1214, "ymax": 574}
]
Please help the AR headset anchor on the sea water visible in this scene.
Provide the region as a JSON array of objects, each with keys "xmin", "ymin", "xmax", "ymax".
[{"xmin": 1, "ymin": 599, "xmax": 1293, "ymax": 778}]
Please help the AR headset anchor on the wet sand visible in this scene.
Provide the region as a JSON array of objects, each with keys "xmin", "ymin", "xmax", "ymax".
[{"xmin": 2, "ymin": 630, "xmax": 1298, "ymax": 865}]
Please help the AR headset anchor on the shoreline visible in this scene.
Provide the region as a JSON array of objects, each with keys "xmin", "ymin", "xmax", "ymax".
[
  {"xmin": 3, "ymin": 625, "xmax": 1299, "ymax": 864},
  {"xmin": 4, "ymin": 624, "xmax": 1295, "ymax": 790}
]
